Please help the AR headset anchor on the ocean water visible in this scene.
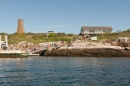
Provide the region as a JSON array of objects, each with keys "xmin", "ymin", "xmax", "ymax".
[{"xmin": 0, "ymin": 57, "xmax": 130, "ymax": 86}]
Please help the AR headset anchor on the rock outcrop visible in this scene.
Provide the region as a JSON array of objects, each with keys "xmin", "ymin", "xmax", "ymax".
[{"xmin": 44, "ymin": 48, "xmax": 130, "ymax": 57}]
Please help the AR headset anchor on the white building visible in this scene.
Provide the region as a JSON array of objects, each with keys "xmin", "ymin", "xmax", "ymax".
[
  {"xmin": 80, "ymin": 26, "xmax": 113, "ymax": 36},
  {"xmin": 0, "ymin": 35, "xmax": 8, "ymax": 50}
]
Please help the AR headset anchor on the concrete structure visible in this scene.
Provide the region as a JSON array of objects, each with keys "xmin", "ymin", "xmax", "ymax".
[
  {"xmin": 17, "ymin": 19, "xmax": 25, "ymax": 34},
  {"xmin": 5, "ymin": 35, "xmax": 8, "ymax": 47},
  {"xmin": 0, "ymin": 50, "xmax": 21, "ymax": 53},
  {"xmin": 0, "ymin": 35, "xmax": 8, "ymax": 49},
  {"xmin": 91, "ymin": 37, "xmax": 97, "ymax": 40},
  {"xmin": 118, "ymin": 37, "xmax": 130, "ymax": 42},
  {"xmin": 80, "ymin": 26, "xmax": 113, "ymax": 36}
]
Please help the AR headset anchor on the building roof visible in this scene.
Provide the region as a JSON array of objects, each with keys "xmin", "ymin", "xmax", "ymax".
[{"xmin": 81, "ymin": 26, "xmax": 113, "ymax": 31}]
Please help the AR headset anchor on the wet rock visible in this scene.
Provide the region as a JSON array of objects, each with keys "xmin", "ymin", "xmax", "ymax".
[
  {"xmin": 44, "ymin": 48, "xmax": 130, "ymax": 57},
  {"xmin": 117, "ymin": 42, "xmax": 129, "ymax": 47}
]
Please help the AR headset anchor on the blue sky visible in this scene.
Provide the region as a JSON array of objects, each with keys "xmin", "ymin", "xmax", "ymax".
[{"xmin": 0, "ymin": 0, "xmax": 130, "ymax": 34}]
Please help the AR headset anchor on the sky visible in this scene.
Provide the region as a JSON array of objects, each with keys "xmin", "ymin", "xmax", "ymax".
[{"xmin": 0, "ymin": 0, "xmax": 130, "ymax": 34}]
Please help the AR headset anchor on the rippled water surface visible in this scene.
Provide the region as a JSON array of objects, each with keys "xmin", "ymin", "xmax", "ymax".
[{"xmin": 0, "ymin": 57, "xmax": 130, "ymax": 86}]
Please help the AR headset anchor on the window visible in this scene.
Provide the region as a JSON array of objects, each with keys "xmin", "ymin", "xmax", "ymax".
[
  {"xmin": 95, "ymin": 30, "xmax": 103, "ymax": 33},
  {"xmin": 84, "ymin": 30, "xmax": 90, "ymax": 33}
]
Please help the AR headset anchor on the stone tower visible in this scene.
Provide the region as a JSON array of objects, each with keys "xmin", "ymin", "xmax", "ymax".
[{"xmin": 17, "ymin": 19, "xmax": 25, "ymax": 34}]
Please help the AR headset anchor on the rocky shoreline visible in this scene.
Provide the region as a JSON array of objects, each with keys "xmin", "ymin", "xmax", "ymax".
[
  {"xmin": 1, "ymin": 36, "xmax": 130, "ymax": 57},
  {"xmin": 44, "ymin": 48, "xmax": 130, "ymax": 57}
]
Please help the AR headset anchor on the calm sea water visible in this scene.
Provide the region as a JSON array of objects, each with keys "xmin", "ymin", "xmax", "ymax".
[{"xmin": 0, "ymin": 57, "xmax": 130, "ymax": 86}]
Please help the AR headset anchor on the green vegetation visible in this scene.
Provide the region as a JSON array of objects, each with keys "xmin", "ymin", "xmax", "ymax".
[
  {"xmin": 0, "ymin": 53, "xmax": 28, "ymax": 58},
  {"xmin": 1, "ymin": 29, "xmax": 130, "ymax": 44},
  {"xmin": 0, "ymin": 32, "xmax": 77, "ymax": 44},
  {"xmin": 96, "ymin": 29, "xmax": 130, "ymax": 42}
]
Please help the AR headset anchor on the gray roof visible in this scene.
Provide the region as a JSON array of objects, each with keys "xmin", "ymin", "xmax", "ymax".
[{"xmin": 81, "ymin": 26, "xmax": 113, "ymax": 31}]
